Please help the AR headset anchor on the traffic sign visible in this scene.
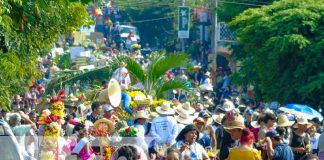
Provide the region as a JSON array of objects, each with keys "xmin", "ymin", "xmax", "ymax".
[{"xmin": 178, "ymin": 6, "xmax": 190, "ymax": 38}]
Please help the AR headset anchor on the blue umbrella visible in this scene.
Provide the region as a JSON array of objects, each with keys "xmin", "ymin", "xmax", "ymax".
[{"xmin": 282, "ymin": 104, "xmax": 323, "ymax": 121}]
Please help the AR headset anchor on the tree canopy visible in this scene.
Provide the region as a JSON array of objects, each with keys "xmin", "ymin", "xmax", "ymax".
[
  {"xmin": 229, "ymin": 0, "xmax": 324, "ymax": 105},
  {"xmin": 0, "ymin": 0, "xmax": 91, "ymax": 108}
]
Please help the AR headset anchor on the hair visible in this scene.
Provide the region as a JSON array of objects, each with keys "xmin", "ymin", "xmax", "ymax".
[
  {"xmin": 165, "ymin": 147, "xmax": 180, "ymax": 158},
  {"xmin": 240, "ymin": 128, "xmax": 254, "ymax": 144},
  {"xmin": 263, "ymin": 112, "xmax": 276, "ymax": 123},
  {"xmin": 91, "ymin": 102, "xmax": 101, "ymax": 111},
  {"xmin": 113, "ymin": 145, "xmax": 138, "ymax": 160},
  {"xmin": 8, "ymin": 113, "xmax": 21, "ymax": 127},
  {"xmin": 300, "ymin": 154, "xmax": 319, "ymax": 160},
  {"xmin": 176, "ymin": 124, "xmax": 200, "ymax": 142},
  {"xmin": 28, "ymin": 111, "xmax": 36, "ymax": 116},
  {"xmin": 276, "ymin": 126, "xmax": 286, "ymax": 136}
]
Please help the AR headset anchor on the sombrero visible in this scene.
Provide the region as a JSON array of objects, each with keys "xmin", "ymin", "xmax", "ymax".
[
  {"xmin": 93, "ymin": 118, "xmax": 115, "ymax": 135},
  {"xmin": 212, "ymin": 113, "xmax": 225, "ymax": 125},
  {"xmin": 277, "ymin": 114, "xmax": 295, "ymax": 127},
  {"xmin": 156, "ymin": 102, "xmax": 175, "ymax": 115},
  {"xmin": 176, "ymin": 102, "xmax": 195, "ymax": 115},
  {"xmin": 293, "ymin": 116, "xmax": 312, "ymax": 129},
  {"xmin": 135, "ymin": 110, "xmax": 148, "ymax": 119},
  {"xmin": 175, "ymin": 110, "xmax": 193, "ymax": 125},
  {"xmin": 223, "ymin": 114, "xmax": 245, "ymax": 131},
  {"xmin": 98, "ymin": 78, "xmax": 121, "ymax": 107}
]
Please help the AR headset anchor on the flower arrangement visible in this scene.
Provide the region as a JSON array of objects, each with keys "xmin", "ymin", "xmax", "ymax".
[
  {"xmin": 50, "ymin": 101, "xmax": 65, "ymax": 119},
  {"xmin": 43, "ymin": 122, "xmax": 61, "ymax": 137},
  {"xmin": 103, "ymin": 146, "xmax": 117, "ymax": 160},
  {"xmin": 126, "ymin": 90, "xmax": 146, "ymax": 99},
  {"xmin": 118, "ymin": 126, "xmax": 139, "ymax": 137},
  {"xmin": 39, "ymin": 151, "xmax": 55, "ymax": 160},
  {"xmin": 91, "ymin": 123, "xmax": 108, "ymax": 137}
]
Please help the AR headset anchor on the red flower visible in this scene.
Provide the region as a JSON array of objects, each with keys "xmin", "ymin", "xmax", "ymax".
[{"xmin": 125, "ymin": 127, "xmax": 130, "ymax": 133}]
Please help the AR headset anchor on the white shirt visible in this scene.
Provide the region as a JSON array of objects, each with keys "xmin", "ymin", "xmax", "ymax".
[
  {"xmin": 150, "ymin": 116, "xmax": 178, "ymax": 145},
  {"xmin": 310, "ymin": 133, "xmax": 320, "ymax": 149}
]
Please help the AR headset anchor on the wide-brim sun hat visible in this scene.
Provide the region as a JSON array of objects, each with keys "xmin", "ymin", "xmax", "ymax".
[
  {"xmin": 212, "ymin": 113, "xmax": 225, "ymax": 125},
  {"xmin": 277, "ymin": 114, "xmax": 295, "ymax": 127},
  {"xmin": 175, "ymin": 111, "xmax": 193, "ymax": 125},
  {"xmin": 223, "ymin": 110, "xmax": 245, "ymax": 131},
  {"xmin": 148, "ymin": 112, "xmax": 159, "ymax": 122},
  {"xmin": 176, "ymin": 102, "xmax": 195, "ymax": 115},
  {"xmin": 93, "ymin": 118, "xmax": 115, "ymax": 135},
  {"xmin": 156, "ymin": 102, "xmax": 175, "ymax": 115},
  {"xmin": 223, "ymin": 101, "xmax": 235, "ymax": 112},
  {"xmin": 293, "ymin": 116, "xmax": 312, "ymax": 129},
  {"xmin": 135, "ymin": 110, "xmax": 148, "ymax": 119}
]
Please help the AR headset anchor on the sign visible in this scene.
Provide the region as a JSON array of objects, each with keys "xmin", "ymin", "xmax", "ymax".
[{"xmin": 178, "ymin": 6, "xmax": 190, "ymax": 38}]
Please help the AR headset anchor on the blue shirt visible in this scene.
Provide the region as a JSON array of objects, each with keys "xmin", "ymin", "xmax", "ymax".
[{"xmin": 273, "ymin": 143, "xmax": 294, "ymax": 160}]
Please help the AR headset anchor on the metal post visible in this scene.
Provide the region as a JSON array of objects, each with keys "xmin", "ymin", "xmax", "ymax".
[
  {"xmin": 181, "ymin": 0, "xmax": 185, "ymax": 52},
  {"xmin": 212, "ymin": 0, "xmax": 218, "ymax": 66}
]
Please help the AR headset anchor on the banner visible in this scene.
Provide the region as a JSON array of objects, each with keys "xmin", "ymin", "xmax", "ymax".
[{"xmin": 178, "ymin": 6, "xmax": 190, "ymax": 38}]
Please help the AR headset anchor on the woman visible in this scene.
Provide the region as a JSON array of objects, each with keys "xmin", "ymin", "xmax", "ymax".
[
  {"xmin": 228, "ymin": 128, "xmax": 261, "ymax": 160},
  {"xmin": 111, "ymin": 144, "xmax": 147, "ymax": 160},
  {"xmin": 195, "ymin": 112, "xmax": 217, "ymax": 150},
  {"xmin": 134, "ymin": 110, "xmax": 148, "ymax": 137},
  {"xmin": 70, "ymin": 120, "xmax": 95, "ymax": 160},
  {"xmin": 289, "ymin": 117, "xmax": 312, "ymax": 160},
  {"xmin": 172, "ymin": 124, "xmax": 209, "ymax": 160}
]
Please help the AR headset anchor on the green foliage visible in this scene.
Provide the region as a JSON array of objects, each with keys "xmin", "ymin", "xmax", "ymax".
[
  {"xmin": 229, "ymin": 0, "xmax": 324, "ymax": 105},
  {"xmin": 0, "ymin": 0, "xmax": 91, "ymax": 108},
  {"xmin": 55, "ymin": 53, "xmax": 72, "ymax": 69},
  {"xmin": 47, "ymin": 51, "xmax": 192, "ymax": 99}
]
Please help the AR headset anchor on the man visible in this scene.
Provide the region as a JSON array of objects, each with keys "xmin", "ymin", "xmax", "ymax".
[
  {"xmin": 264, "ymin": 130, "xmax": 294, "ymax": 160},
  {"xmin": 311, "ymin": 117, "xmax": 323, "ymax": 133},
  {"xmin": 244, "ymin": 109, "xmax": 253, "ymax": 129},
  {"xmin": 86, "ymin": 102, "xmax": 103, "ymax": 123},
  {"xmin": 150, "ymin": 102, "xmax": 178, "ymax": 146},
  {"xmin": 259, "ymin": 112, "xmax": 276, "ymax": 140},
  {"xmin": 103, "ymin": 104, "xmax": 118, "ymax": 123}
]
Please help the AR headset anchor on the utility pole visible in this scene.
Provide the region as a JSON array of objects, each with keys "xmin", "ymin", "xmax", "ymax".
[
  {"xmin": 181, "ymin": 0, "xmax": 185, "ymax": 52},
  {"xmin": 211, "ymin": 0, "xmax": 218, "ymax": 72}
]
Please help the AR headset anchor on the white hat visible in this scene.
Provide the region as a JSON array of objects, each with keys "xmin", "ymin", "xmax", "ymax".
[
  {"xmin": 223, "ymin": 101, "xmax": 235, "ymax": 112},
  {"xmin": 135, "ymin": 110, "xmax": 148, "ymax": 119},
  {"xmin": 175, "ymin": 110, "xmax": 193, "ymax": 125},
  {"xmin": 98, "ymin": 78, "xmax": 122, "ymax": 107},
  {"xmin": 156, "ymin": 102, "xmax": 175, "ymax": 115},
  {"xmin": 103, "ymin": 104, "xmax": 114, "ymax": 112},
  {"xmin": 176, "ymin": 102, "xmax": 195, "ymax": 115}
]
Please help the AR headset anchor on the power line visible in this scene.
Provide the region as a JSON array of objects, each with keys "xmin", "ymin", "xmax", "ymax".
[
  {"xmin": 219, "ymin": 0, "xmax": 265, "ymax": 6},
  {"xmin": 127, "ymin": 16, "xmax": 177, "ymax": 24}
]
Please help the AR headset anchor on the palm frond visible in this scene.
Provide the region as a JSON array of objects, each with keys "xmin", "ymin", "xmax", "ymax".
[
  {"xmin": 155, "ymin": 79, "xmax": 192, "ymax": 99},
  {"xmin": 113, "ymin": 55, "xmax": 146, "ymax": 84},
  {"xmin": 149, "ymin": 52, "xmax": 191, "ymax": 84},
  {"xmin": 46, "ymin": 66, "xmax": 113, "ymax": 94}
]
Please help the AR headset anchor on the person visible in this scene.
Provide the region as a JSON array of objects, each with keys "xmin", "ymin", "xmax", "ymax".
[
  {"xmin": 111, "ymin": 144, "xmax": 147, "ymax": 160},
  {"xmin": 276, "ymin": 114, "xmax": 294, "ymax": 144},
  {"xmin": 172, "ymin": 124, "xmax": 209, "ymax": 160},
  {"xmin": 70, "ymin": 120, "xmax": 95, "ymax": 160},
  {"xmin": 258, "ymin": 112, "xmax": 276, "ymax": 140},
  {"xmin": 162, "ymin": 147, "xmax": 181, "ymax": 160},
  {"xmin": 300, "ymin": 154, "xmax": 320, "ymax": 160},
  {"xmin": 9, "ymin": 112, "xmax": 37, "ymax": 152},
  {"xmin": 175, "ymin": 109, "xmax": 193, "ymax": 135},
  {"xmin": 289, "ymin": 116, "xmax": 312, "ymax": 160},
  {"xmin": 150, "ymin": 102, "xmax": 178, "ymax": 146},
  {"xmin": 195, "ymin": 112, "xmax": 217, "ymax": 150},
  {"xmin": 219, "ymin": 110, "xmax": 245, "ymax": 160},
  {"xmin": 134, "ymin": 110, "xmax": 148, "ymax": 137},
  {"xmin": 317, "ymin": 132, "xmax": 324, "ymax": 159},
  {"xmin": 86, "ymin": 102, "xmax": 103, "ymax": 123},
  {"xmin": 311, "ymin": 117, "xmax": 323, "ymax": 134},
  {"xmin": 308, "ymin": 125, "xmax": 320, "ymax": 155},
  {"xmin": 212, "ymin": 113, "xmax": 225, "ymax": 150},
  {"xmin": 228, "ymin": 128, "xmax": 261, "ymax": 160},
  {"xmin": 263, "ymin": 130, "xmax": 294, "ymax": 160},
  {"xmin": 244, "ymin": 109, "xmax": 254, "ymax": 129},
  {"xmin": 103, "ymin": 104, "xmax": 118, "ymax": 123}
]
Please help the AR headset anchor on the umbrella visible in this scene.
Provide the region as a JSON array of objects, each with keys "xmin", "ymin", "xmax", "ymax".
[{"xmin": 279, "ymin": 104, "xmax": 323, "ymax": 121}]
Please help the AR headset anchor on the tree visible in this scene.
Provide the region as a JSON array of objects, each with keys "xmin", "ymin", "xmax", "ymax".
[
  {"xmin": 228, "ymin": 0, "xmax": 324, "ymax": 105},
  {"xmin": 47, "ymin": 51, "xmax": 193, "ymax": 99},
  {"xmin": 0, "ymin": 0, "xmax": 91, "ymax": 108}
]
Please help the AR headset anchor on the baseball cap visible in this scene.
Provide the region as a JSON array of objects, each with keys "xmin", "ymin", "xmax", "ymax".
[
  {"xmin": 311, "ymin": 117, "xmax": 320, "ymax": 123},
  {"xmin": 265, "ymin": 130, "xmax": 280, "ymax": 138},
  {"xmin": 103, "ymin": 104, "xmax": 114, "ymax": 112},
  {"xmin": 244, "ymin": 109, "xmax": 253, "ymax": 115}
]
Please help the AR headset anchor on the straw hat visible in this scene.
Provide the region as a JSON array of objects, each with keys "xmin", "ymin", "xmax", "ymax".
[
  {"xmin": 148, "ymin": 112, "xmax": 159, "ymax": 121},
  {"xmin": 277, "ymin": 114, "xmax": 295, "ymax": 127},
  {"xmin": 176, "ymin": 102, "xmax": 195, "ymax": 115},
  {"xmin": 156, "ymin": 102, "xmax": 175, "ymax": 115},
  {"xmin": 93, "ymin": 118, "xmax": 115, "ymax": 135},
  {"xmin": 175, "ymin": 110, "xmax": 193, "ymax": 125},
  {"xmin": 222, "ymin": 101, "xmax": 235, "ymax": 112},
  {"xmin": 212, "ymin": 113, "xmax": 225, "ymax": 125},
  {"xmin": 135, "ymin": 110, "xmax": 148, "ymax": 119},
  {"xmin": 293, "ymin": 116, "xmax": 312, "ymax": 129},
  {"xmin": 205, "ymin": 72, "xmax": 211, "ymax": 77},
  {"xmin": 223, "ymin": 113, "xmax": 245, "ymax": 131},
  {"xmin": 98, "ymin": 78, "xmax": 121, "ymax": 107}
]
